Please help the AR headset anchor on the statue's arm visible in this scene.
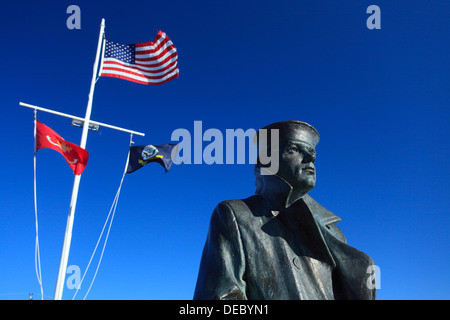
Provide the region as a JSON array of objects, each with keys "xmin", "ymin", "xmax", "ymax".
[{"xmin": 193, "ymin": 201, "xmax": 247, "ymax": 300}]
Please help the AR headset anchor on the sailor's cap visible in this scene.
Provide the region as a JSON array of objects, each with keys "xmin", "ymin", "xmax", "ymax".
[{"xmin": 254, "ymin": 120, "xmax": 320, "ymax": 148}]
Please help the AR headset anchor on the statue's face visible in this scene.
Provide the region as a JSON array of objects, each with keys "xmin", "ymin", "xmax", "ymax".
[{"xmin": 276, "ymin": 128, "xmax": 317, "ymax": 196}]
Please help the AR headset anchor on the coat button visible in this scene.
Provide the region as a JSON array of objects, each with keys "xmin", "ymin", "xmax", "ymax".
[{"xmin": 293, "ymin": 257, "xmax": 301, "ymax": 269}]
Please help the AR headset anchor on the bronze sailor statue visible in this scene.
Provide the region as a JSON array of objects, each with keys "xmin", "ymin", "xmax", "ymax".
[{"xmin": 194, "ymin": 120, "xmax": 376, "ymax": 300}]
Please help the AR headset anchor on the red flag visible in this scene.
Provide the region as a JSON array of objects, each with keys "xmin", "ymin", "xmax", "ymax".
[{"xmin": 35, "ymin": 120, "xmax": 89, "ymax": 175}]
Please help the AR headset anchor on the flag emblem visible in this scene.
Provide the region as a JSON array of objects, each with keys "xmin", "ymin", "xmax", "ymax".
[
  {"xmin": 142, "ymin": 145, "xmax": 160, "ymax": 161},
  {"xmin": 99, "ymin": 30, "xmax": 179, "ymax": 85},
  {"xmin": 126, "ymin": 144, "xmax": 178, "ymax": 173}
]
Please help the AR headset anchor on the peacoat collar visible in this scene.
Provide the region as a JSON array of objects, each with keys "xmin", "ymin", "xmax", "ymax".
[
  {"xmin": 253, "ymin": 170, "xmax": 376, "ymax": 299},
  {"xmin": 254, "ymin": 170, "xmax": 342, "ymax": 226}
]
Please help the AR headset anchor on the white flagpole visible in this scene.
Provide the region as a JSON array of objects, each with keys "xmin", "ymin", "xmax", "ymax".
[{"xmin": 53, "ymin": 18, "xmax": 106, "ymax": 300}]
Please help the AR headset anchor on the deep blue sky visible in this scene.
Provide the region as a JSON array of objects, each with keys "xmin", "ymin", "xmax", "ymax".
[{"xmin": 1, "ymin": 0, "xmax": 449, "ymax": 300}]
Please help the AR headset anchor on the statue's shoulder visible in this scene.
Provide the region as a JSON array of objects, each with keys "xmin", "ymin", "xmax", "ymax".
[
  {"xmin": 208, "ymin": 199, "xmax": 255, "ymax": 232},
  {"xmin": 221, "ymin": 195, "xmax": 265, "ymax": 213},
  {"xmin": 216, "ymin": 198, "xmax": 253, "ymax": 218},
  {"xmin": 217, "ymin": 196, "xmax": 271, "ymax": 225}
]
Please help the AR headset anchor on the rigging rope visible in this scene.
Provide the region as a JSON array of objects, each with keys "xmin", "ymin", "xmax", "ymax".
[
  {"xmin": 33, "ymin": 110, "xmax": 44, "ymax": 300},
  {"xmin": 72, "ymin": 134, "xmax": 133, "ymax": 300}
]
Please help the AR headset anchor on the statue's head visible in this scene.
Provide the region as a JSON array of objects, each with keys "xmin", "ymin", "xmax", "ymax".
[{"xmin": 255, "ymin": 120, "xmax": 320, "ymax": 197}]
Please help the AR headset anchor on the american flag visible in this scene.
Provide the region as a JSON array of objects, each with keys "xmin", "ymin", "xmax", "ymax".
[{"xmin": 99, "ymin": 31, "xmax": 179, "ymax": 85}]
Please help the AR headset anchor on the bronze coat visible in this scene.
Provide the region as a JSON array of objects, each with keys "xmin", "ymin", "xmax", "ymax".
[{"xmin": 194, "ymin": 174, "xmax": 376, "ymax": 300}]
